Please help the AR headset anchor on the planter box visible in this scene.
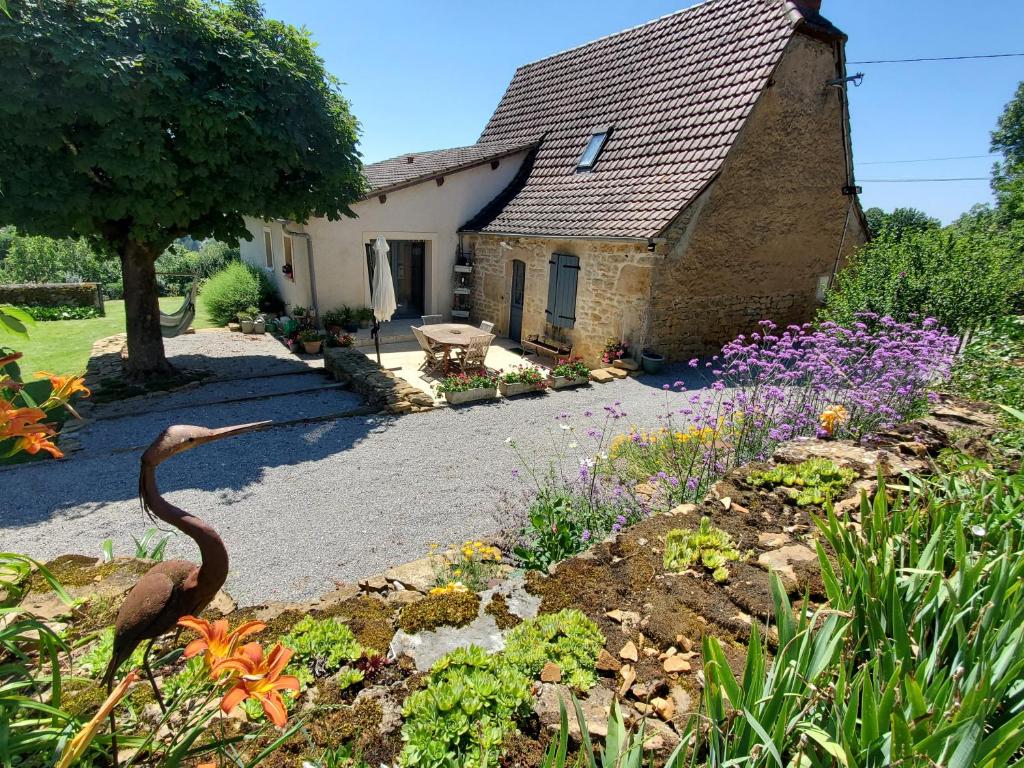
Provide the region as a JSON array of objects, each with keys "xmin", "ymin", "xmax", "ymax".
[
  {"xmin": 239, "ymin": 320, "xmax": 255, "ymax": 334},
  {"xmin": 551, "ymin": 375, "xmax": 590, "ymax": 390},
  {"xmin": 499, "ymin": 381, "xmax": 544, "ymax": 398},
  {"xmin": 253, "ymin": 320, "xmax": 266, "ymax": 334},
  {"xmin": 443, "ymin": 387, "xmax": 497, "ymax": 405}
]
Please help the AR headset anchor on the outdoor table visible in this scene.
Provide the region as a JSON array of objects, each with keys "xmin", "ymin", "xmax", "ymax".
[{"xmin": 419, "ymin": 323, "xmax": 481, "ymax": 375}]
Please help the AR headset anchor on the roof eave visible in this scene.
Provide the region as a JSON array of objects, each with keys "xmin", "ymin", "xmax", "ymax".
[{"xmin": 362, "ymin": 142, "xmax": 540, "ymax": 200}]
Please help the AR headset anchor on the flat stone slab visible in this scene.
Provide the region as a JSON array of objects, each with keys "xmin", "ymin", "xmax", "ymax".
[
  {"xmin": 606, "ymin": 367, "xmax": 630, "ymax": 379},
  {"xmin": 390, "ymin": 613, "xmax": 505, "ymax": 671},
  {"xmin": 590, "ymin": 369, "xmax": 616, "ymax": 383}
]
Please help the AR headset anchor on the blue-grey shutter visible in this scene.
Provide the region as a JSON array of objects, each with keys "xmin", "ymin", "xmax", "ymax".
[
  {"xmin": 545, "ymin": 254, "xmax": 559, "ymax": 323},
  {"xmin": 553, "ymin": 254, "xmax": 579, "ymax": 328}
]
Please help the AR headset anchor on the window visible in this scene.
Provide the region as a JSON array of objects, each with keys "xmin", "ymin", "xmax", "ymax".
[
  {"xmin": 546, "ymin": 253, "xmax": 580, "ymax": 328},
  {"xmin": 577, "ymin": 129, "xmax": 609, "ymax": 170},
  {"xmin": 262, "ymin": 228, "xmax": 274, "ymax": 269},
  {"xmin": 283, "ymin": 234, "xmax": 294, "ymax": 279}
]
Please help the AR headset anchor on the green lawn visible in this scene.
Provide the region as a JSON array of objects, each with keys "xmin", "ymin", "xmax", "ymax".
[{"xmin": 12, "ymin": 296, "xmax": 215, "ymax": 376}]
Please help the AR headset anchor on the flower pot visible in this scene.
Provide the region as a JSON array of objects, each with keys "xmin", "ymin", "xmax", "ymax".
[
  {"xmin": 499, "ymin": 381, "xmax": 543, "ymax": 398},
  {"xmin": 443, "ymin": 387, "xmax": 497, "ymax": 405},
  {"xmin": 239, "ymin": 319, "xmax": 255, "ymax": 334},
  {"xmin": 641, "ymin": 352, "xmax": 665, "ymax": 374},
  {"xmin": 343, "ymin": 322, "xmax": 359, "ymax": 333},
  {"xmin": 359, "ymin": 319, "xmax": 371, "ymax": 329},
  {"xmin": 551, "ymin": 375, "xmax": 590, "ymax": 390},
  {"xmin": 253, "ymin": 320, "xmax": 266, "ymax": 334},
  {"xmin": 302, "ymin": 340, "xmax": 323, "ymax": 354}
]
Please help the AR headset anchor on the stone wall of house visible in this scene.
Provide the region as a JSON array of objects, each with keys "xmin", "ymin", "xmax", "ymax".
[
  {"xmin": 463, "ymin": 233, "xmax": 668, "ymax": 366},
  {"xmin": 647, "ymin": 33, "xmax": 867, "ymax": 360},
  {"xmin": 0, "ymin": 282, "xmax": 104, "ymax": 313}
]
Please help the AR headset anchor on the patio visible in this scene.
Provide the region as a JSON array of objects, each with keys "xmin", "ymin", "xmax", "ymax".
[{"xmin": 361, "ymin": 334, "xmax": 533, "ymax": 402}]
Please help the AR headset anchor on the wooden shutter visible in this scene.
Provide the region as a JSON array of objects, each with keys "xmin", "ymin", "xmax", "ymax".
[
  {"xmin": 545, "ymin": 254, "xmax": 559, "ymax": 323},
  {"xmin": 554, "ymin": 254, "xmax": 579, "ymax": 328},
  {"xmin": 545, "ymin": 253, "xmax": 579, "ymax": 329}
]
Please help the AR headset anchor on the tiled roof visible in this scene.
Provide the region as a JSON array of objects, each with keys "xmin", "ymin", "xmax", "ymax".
[
  {"xmin": 363, "ymin": 140, "xmax": 539, "ymax": 196},
  {"xmin": 465, "ymin": 0, "xmax": 837, "ymax": 239}
]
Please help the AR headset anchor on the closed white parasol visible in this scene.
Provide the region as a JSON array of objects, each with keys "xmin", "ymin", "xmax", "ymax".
[{"xmin": 370, "ymin": 236, "xmax": 397, "ymax": 364}]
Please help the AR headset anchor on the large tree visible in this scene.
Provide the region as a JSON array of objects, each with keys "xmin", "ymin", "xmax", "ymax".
[
  {"xmin": 0, "ymin": 0, "xmax": 364, "ymax": 377},
  {"xmin": 992, "ymin": 81, "xmax": 1024, "ymax": 226}
]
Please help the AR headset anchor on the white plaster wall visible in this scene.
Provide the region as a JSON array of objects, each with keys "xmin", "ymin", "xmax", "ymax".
[
  {"xmin": 239, "ymin": 219, "xmax": 313, "ymax": 312},
  {"xmin": 240, "ymin": 150, "xmax": 527, "ymax": 320}
]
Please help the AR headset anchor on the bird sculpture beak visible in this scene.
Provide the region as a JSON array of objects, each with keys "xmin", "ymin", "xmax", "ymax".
[{"xmin": 196, "ymin": 421, "xmax": 272, "ymax": 445}]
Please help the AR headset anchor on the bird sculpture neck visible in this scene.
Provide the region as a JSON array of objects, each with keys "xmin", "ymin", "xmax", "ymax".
[{"xmin": 139, "ymin": 462, "xmax": 229, "ymax": 600}]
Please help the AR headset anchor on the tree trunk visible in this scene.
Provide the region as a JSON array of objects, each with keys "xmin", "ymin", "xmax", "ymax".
[{"xmin": 120, "ymin": 240, "xmax": 173, "ymax": 380}]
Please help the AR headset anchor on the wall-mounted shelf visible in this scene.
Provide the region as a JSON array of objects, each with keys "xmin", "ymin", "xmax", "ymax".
[{"xmin": 452, "ymin": 247, "xmax": 473, "ymax": 320}]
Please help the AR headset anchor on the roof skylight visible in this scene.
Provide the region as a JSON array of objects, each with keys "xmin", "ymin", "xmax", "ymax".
[{"xmin": 577, "ymin": 130, "xmax": 609, "ymax": 170}]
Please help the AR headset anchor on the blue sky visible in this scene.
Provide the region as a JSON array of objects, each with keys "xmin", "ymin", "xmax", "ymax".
[{"xmin": 260, "ymin": 0, "xmax": 1024, "ymax": 223}]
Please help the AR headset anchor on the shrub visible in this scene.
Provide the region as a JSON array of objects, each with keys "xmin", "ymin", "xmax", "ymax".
[
  {"xmin": 663, "ymin": 517, "xmax": 742, "ymax": 583},
  {"xmin": 399, "ymin": 645, "xmax": 532, "ymax": 768},
  {"xmin": 822, "ymin": 223, "xmax": 1022, "ymax": 334},
  {"xmin": 201, "ymin": 261, "xmax": 280, "ymax": 325},
  {"xmin": 19, "ymin": 305, "xmax": 101, "ymax": 321},
  {"xmin": 502, "ymin": 609, "xmax": 604, "ymax": 690},
  {"xmin": 949, "ymin": 315, "xmax": 1024, "ymax": 410},
  {"xmin": 748, "ymin": 458, "xmax": 857, "ymax": 507},
  {"xmin": 155, "ymin": 240, "xmax": 239, "ymax": 295},
  {"xmin": 0, "ymin": 228, "xmax": 119, "ymax": 285}
]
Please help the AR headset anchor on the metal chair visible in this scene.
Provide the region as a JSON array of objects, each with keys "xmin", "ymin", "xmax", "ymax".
[
  {"xmin": 479, "ymin": 320, "xmax": 495, "ymax": 333},
  {"xmin": 412, "ymin": 327, "xmax": 445, "ymax": 370},
  {"xmin": 421, "ymin": 314, "xmax": 443, "ymax": 325},
  {"xmin": 457, "ymin": 333, "xmax": 495, "ymax": 372}
]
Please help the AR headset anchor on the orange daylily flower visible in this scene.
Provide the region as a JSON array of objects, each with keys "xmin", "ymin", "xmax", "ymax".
[
  {"xmin": 56, "ymin": 671, "xmax": 138, "ymax": 768},
  {"xmin": 36, "ymin": 371, "xmax": 91, "ymax": 402},
  {"xmin": 178, "ymin": 616, "xmax": 267, "ymax": 672},
  {"xmin": 215, "ymin": 642, "xmax": 300, "ymax": 727},
  {"xmin": 14, "ymin": 431, "xmax": 63, "ymax": 458}
]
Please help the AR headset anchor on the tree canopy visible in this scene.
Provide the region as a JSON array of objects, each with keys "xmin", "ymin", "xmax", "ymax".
[{"xmin": 0, "ymin": 0, "xmax": 365, "ymax": 375}]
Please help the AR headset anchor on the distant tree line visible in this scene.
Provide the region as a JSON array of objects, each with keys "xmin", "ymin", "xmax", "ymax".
[{"xmin": 0, "ymin": 229, "xmax": 239, "ymax": 298}]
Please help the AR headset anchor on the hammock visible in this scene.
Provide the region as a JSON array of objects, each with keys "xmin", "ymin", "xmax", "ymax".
[{"xmin": 158, "ymin": 275, "xmax": 198, "ymax": 338}]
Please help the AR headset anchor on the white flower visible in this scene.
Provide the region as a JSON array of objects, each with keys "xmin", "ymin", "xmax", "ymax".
[
  {"xmin": 568, "ymin": 442, "xmax": 578, "ymax": 449},
  {"xmin": 504, "ymin": 437, "xmax": 514, "ymax": 444},
  {"xmin": 580, "ymin": 458, "xmax": 595, "ymax": 468},
  {"xmin": 598, "ymin": 452, "xmax": 609, "ymax": 461},
  {"xmin": 560, "ymin": 423, "xmax": 571, "ymax": 431}
]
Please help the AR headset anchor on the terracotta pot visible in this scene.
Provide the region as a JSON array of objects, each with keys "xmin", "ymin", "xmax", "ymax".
[
  {"xmin": 551, "ymin": 375, "xmax": 590, "ymax": 390},
  {"xmin": 302, "ymin": 340, "xmax": 323, "ymax": 354},
  {"xmin": 443, "ymin": 387, "xmax": 497, "ymax": 405},
  {"xmin": 499, "ymin": 381, "xmax": 544, "ymax": 398}
]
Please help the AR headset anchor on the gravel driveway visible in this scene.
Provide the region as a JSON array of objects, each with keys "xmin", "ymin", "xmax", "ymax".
[{"xmin": 2, "ymin": 336, "xmax": 709, "ymax": 605}]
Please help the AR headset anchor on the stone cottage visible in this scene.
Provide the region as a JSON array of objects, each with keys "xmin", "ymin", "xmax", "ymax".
[{"xmin": 241, "ymin": 0, "xmax": 865, "ymax": 365}]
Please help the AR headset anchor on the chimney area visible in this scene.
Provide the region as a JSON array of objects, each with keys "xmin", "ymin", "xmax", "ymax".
[{"xmin": 794, "ymin": 0, "xmax": 823, "ymax": 13}]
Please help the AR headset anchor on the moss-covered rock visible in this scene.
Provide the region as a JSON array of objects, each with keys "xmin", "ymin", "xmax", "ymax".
[
  {"xmin": 398, "ymin": 591, "xmax": 480, "ymax": 634},
  {"xmin": 29, "ymin": 555, "xmax": 151, "ymax": 594},
  {"xmin": 322, "ymin": 596, "xmax": 397, "ymax": 653},
  {"xmin": 485, "ymin": 593, "xmax": 522, "ymax": 630}
]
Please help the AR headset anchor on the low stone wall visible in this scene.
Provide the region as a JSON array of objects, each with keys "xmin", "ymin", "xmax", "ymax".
[
  {"xmin": 0, "ymin": 282, "xmax": 104, "ymax": 313},
  {"xmin": 324, "ymin": 347, "xmax": 435, "ymax": 415}
]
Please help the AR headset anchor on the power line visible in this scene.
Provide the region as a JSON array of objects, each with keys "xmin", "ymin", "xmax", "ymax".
[
  {"xmin": 860, "ymin": 177, "xmax": 990, "ymax": 183},
  {"xmin": 849, "ymin": 52, "xmax": 1024, "ymax": 64},
  {"xmin": 860, "ymin": 154, "xmax": 996, "ymax": 165}
]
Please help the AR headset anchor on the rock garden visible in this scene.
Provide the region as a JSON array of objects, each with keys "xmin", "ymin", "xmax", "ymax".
[{"xmin": 6, "ymin": 312, "xmax": 1024, "ymax": 768}]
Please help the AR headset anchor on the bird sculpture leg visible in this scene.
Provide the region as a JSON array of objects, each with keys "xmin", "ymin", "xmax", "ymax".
[{"xmin": 142, "ymin": 638, "xmax": 166, "ymax": 713}]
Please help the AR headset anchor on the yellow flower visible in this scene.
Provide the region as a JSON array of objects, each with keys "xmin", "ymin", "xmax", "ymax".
[
  {"xmin": 430, "ymin": 582, "xmax": 469, "ymax": 596},
  {"xmin": 820, "ymin": 405, "xmax": 850, "ymax": 437}
]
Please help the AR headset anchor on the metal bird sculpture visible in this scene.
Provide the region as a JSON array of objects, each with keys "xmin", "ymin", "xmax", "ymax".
[{"xmin": 102, "ymin": 422, "xmax": 268, "ymax": 708}]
